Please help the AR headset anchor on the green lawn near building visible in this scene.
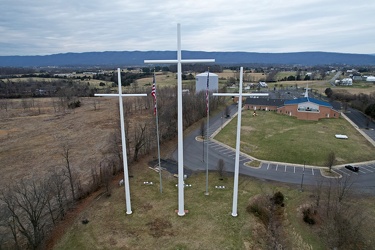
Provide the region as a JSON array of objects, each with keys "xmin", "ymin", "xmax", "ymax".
[{"xmin": 214, "ymin": 110, "xmax": 375, "ymax": 166}]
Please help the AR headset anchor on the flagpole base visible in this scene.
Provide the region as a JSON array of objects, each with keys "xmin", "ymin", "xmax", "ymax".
[{"xmin": 175, "ymin": 210, "xmax": 188, "ymax": 216}]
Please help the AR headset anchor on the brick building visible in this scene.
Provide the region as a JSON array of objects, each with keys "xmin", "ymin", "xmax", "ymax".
[
  {"xmin": 276, "ymin": 97, "xmax": 340, "ymax": 121},
  {"xmin": 244, "ymin": 87, "xmax": 340, "ymax": 121}
]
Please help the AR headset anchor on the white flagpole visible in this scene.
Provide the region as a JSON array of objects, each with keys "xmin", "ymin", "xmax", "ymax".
[
  {"xmin": 205, "ymin": 69, "xmax": 210, "ymax": 195},
  {"xmin": 153, "ymin": 70, "xmax": 163, "ymax": 193}
]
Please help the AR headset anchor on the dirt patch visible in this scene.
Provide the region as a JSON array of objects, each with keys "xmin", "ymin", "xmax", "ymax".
[{"xmin": 242, "ymin": 125, "xmax": 255, "ymax": 132}]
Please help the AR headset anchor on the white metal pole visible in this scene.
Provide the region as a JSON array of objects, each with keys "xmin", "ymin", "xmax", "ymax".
[
  {"xmin": 144, "ymin": 24, "xmax": 214, "ymax": 215},
  {"xmin": 176, "ymin": 24, "xmax": 185, "ymax": 216},
  {"xmin": 205, "ymin": 70, "xmax": 210, "ymax": 195},
  {"xmin": 118, "ymin": 68, "xmax": 133, "ymax": 215},
  {"xmin": 232, "ymin": 67, "xmax": 243, "ymax": 217},
  {"xmin": 154, "ymin": 70, "xmax": 163, "ymax": 193}
]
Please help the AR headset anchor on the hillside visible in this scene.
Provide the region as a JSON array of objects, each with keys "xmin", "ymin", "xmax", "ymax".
[{"xmin": 1, "ymin": 51, "xmax": 375, "ymax": 67}]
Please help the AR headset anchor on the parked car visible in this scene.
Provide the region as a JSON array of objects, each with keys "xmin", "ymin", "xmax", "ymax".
[{"xmin": 345, "ymin": 165, "xmax": 359, "ymax": 172}]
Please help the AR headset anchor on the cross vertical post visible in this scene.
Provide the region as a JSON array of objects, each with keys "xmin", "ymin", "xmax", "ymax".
[
  {"xmin": 95, "ymin": 68, "xmax": 147, "ymax": 214},
  {"xmin": 213, "ymin": 67, "xmax": 268, "ymax": 217},
  {"xmin": 145, "ymin": 23, "xmax": 215, "ymax": 216}
]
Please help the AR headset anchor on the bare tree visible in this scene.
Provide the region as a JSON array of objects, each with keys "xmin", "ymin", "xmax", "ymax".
[
  {"xmin": 133, "ymin": 124, "xmax": 147, "ymax": 162},
  {"xmin": 92, "ymin": 98, "xmax": 100, "ymax": 111},
  {"xmin": 0, "ymin": 179, "xmax": 50, "ymax": 250},
  {"xmin": 61, "ymin": 143, "xmax": 76, "ymax": 200},
  {"xmin": 0, "ymin": 203, "xmax": 19, "ymax": 249},
  {"xmin": 326, "ymin": 151, "xmax": 336, "ymax": 172},
  {"xmin": 46, "ymin": 168, "xmax": 68, "ymax": 222},
  {"xmin": 100, "ymin": 159, "xmax": 113, "ymax": 196},
  {"xmin": 335, "ymin": 175, "xmax": 355, "ymax": 202},
  {"xmin": 90, "ymin": 166, "xmax": 101, "ymax": 192},
  {"xmin": 108, "ymin": 130, "xmax": 122, "ymax": 174},
  {"xmin": 313, "ymin": 178, "xmax": 324, "ymax": 208}
]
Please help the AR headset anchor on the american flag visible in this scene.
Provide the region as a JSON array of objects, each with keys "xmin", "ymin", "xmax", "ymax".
[
  {"xmin": 151, "ymin": 73, "xmax": 157, "ymax": 115},
  {"xmin": 206, "ymin": 70, "xmax": 209, "ymax": 115}
]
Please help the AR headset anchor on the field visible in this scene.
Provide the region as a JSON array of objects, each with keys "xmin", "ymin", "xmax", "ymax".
[
  {"xmin": 214, "ymin": 110, "xmax": 375, "ymax": 166},
  {"xmin": 0, "ymin": 97, "xmax": 119, "ymax": 187}
]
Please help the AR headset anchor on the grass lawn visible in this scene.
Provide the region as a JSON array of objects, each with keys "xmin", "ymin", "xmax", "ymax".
[
  {"xmin": 214, "ymin": 110, "xmax": 375, "ymax": 166},
  {"xmin": 52, "ymin": 164, "xmax": 327, "ymax": 250},
  {"xmin": 52, "ymin": 162, "xmax": 375, "ymax": 250}
]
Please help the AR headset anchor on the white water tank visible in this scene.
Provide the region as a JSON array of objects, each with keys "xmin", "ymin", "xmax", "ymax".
[{"xmin": 195, "ymin": 72, "xmax": 218, "ymax": 93}]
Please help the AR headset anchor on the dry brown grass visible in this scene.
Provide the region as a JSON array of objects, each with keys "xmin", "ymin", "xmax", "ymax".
[{"xmin": 0, "ymin": 97, "xmax": 118, "ymax": 187}]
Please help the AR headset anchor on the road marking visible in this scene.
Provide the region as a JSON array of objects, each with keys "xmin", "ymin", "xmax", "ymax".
[
  {"xmin": 336, "ymin": 169, "xmax": 350, "ymax": 176},
  {"xmin": 362, "ymin": 166, "xmax": 374, "ymax": 172},
  {"xmin": 284, "ymin": 165, "xmax": 287, "ymax": 172},
  {"xmin": 366, "ymin": 165, "xmax": 375, "ymax": 170},
  {"xmin": 365, "ymin": 166, "xmax": 375, "ymax": 173},
  {"xmin": 218, "ymin": 148, "xmax": 232, "ymax": 153},
  {"xmin": 294, "ymin": 166, "xmax": 295, "ymax": 173},
  {"xmin": 267, "ymin": 163, "xmax": 270, "ymax": 170},
  {"xmin": 311, "ymin": 168, "xmax": 314, "ymax": 176},
  {"xmin": 276, "ymin": 164, "xmax": 279, "ymax": 171}
]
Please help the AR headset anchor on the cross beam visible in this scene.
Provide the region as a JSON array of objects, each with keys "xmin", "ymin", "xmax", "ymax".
[
  {"xmin": 213, "ymin": 67, "xmax": 269, "ymax": 217},
  {"xmin": 95, "ymin": 68, "xmax": 147, "ymax": 215},
  {"xmin": 145, "ymin": 24, "xmax": 215, "ymax": 216}
]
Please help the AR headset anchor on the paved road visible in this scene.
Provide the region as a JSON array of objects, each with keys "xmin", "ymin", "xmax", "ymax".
[{"xmin": 343, "ymin": 107, "xmax": 375, "ymax": 143}]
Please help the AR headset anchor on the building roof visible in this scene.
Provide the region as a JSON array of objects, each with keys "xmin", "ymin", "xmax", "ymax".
[
  {"xmin": 196, "ymin": 71, "xmax": 218, "ymax": 77},
  {"xmin": 245, "ymin": 98, "xmax": 285, "ymax": 107},
  {"xmin": 284, "ymin": 97, "xmax": 332, "ymax": 108}
]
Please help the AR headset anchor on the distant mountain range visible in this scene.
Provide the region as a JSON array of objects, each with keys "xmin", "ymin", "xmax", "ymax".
[{"xmin": 1, "ymin": 51, "xmax": 375, "ymax": 67}]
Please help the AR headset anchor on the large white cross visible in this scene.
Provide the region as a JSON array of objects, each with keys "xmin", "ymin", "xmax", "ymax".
[
  {"xmin": 95, "ymin": 68, "xmax": 147, "ymax": 215},
  {"xmin": 144, "ymin": 23, "xmax": 215, "ymax": 216},
  {"xmin": 213, "ymin": 67, "xmax": 268, "ymax": 217}
]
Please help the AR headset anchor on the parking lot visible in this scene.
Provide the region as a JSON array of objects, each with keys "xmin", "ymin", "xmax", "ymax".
[{"xmin": 335, "ymin": 163, "xmax": 375, "ymax": 176}]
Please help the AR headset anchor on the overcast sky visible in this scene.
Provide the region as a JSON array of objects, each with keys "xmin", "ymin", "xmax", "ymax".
[{"xmin": 1, "ymin": 0, "xmax": 374, "ymax": 56}]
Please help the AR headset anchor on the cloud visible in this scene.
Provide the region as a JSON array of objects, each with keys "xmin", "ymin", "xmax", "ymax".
[{"xmin": 0, "ymin": 0, "xmax": 374, "ymax": 55}]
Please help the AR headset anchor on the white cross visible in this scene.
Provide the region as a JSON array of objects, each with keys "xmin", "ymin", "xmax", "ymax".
[
  {"xmin": 144, "ymin": 24, "xmax": 215, "ymax": 216},
  {"xmin": 213, "ymin": 67, "xmax": 268, "ymax": 217},
  {"xmin": 95, "ymin": 68, "xmax": 147, "ymax": 215}
]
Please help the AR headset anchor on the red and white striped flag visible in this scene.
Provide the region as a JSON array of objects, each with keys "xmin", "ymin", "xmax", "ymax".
[
  {"xmin": 151, "ymin": 72, "xmax": 157, "ymax": 115},
  {"xmin": 206, "ymin": 70, "xmax": 209, "ymax": 115}
]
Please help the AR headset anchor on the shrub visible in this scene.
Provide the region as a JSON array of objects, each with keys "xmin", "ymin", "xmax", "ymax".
[
  {"xmin": 271, "ymin": 191, "xmax": 284, "ymax": 206},
  {"xmin": 302, "ymin": 208, "xmax": 315, "ymax": 225},
  {"xmin": 68, "ymin": 100, "xmax": 81, "ymax": 109},
  {"xmin": 247, "ymin": 200, "xmax": 270, "ymax": 225}
]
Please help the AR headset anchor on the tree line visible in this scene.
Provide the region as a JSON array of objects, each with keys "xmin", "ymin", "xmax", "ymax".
[{"xmin": 325, "ymin": 88, "xmax": 375, "ymax": 119}]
